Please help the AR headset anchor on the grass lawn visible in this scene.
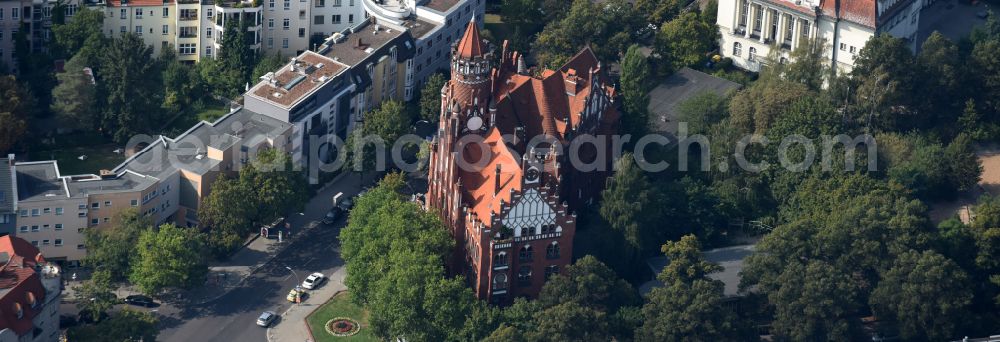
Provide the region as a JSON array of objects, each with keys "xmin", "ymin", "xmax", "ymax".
[
  {"xmin": 306, "ymin": 292, "xmax": 377, "ymax": 342},
  {"xmin": 483, "ymin": 13, "xmax": 514, "ymax": 44},
  {"xmin": 28, "ymin": 144, "xmax": 126, "ymax": 175},
  {"xmin": 163, "ymin": 103, "xmax": 232, "ymax": 137}
]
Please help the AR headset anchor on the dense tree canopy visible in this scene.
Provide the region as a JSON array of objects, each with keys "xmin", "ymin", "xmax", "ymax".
[
  {"xmin": 130, "ymin": 223, "xmax": 209, "ymax": 295},
  {"xmin": 98, "ymin": 33, "xmax": 162, "ymax": 143},
  {"xmin": 0, "ymin": 76, "xmax": 32, "ymax": 153}
]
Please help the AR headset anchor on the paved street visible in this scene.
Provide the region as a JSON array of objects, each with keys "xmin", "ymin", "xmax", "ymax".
[{"xmin": 154, "ymin": 171, "xmax": 376, "ymax": 342}]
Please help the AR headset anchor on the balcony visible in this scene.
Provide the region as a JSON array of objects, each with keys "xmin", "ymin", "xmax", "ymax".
[
  {"xmin": 177, "ymin": 0, "xmax": 200, "ymax": 3},
  {"xmin": 362, "ymin": 0, "xmax": 410, "ymax": 25},
  {"xmin": 179, "ymin": 15, "xmax": 198, "ymax": 21}
]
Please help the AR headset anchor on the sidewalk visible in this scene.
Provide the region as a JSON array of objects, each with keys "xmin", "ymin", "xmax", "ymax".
[
  {"xmin": 267, "ymin": 267, "xmax": 348, "ymax": 342},
  {"xmin": 174, "ymin": 171, "xmax": 355, "ymax": 306},
  {"xmin": 62, "ymin": 171, "xmax": 359, "ymax": 306}
]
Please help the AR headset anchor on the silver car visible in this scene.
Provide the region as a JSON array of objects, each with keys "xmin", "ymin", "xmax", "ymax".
[{"xmin": 256, "ymin": 311, "xmax": 277, "ymax": 327}]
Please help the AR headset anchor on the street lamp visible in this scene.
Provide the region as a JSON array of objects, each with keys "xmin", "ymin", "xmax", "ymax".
[{"xmin": 284, "ymin": 266, "xmax": 301, "ymax": 285}]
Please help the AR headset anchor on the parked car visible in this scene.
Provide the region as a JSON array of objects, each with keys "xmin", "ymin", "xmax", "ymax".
[
  {"xmin": 123, "ymin": 295, "xmax": 157, "ymax": 307},
  {"xmin": 301, "ymin": 272, "xmax": 326, "ymax": 290},
  {"xmin": 338, "ymin": 197, "xmax": 354, "ymax": 211},
  {"xmin": 322, "ymin": 208, "xmax": 341, "ymax": 225},
  {"xmin": 256, "ymin": 311, "xmax": 277, "ymax": 327}
]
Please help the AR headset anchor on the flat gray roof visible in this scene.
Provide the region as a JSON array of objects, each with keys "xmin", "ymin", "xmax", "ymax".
[
  {"xmin": 641, "ymin": 243, "xmax": 756, "ymax": 297},
  {"xmin": 66, "ymin": 172, "xmax": 158, "ymax": 198},
  {"xmin": 322, "ymin": 19, "xmax": 407, "ymax": 66},
  {"xmin": 15, "ymin": 162, "xmax": 65, "ymax": 202},
  {"xmin": 117, "ymin": 108, "xmax": 292, "ymax": 179},
  {"xmin": 647, "ymin": 67, "xmax": 742, "ymax": 134}
]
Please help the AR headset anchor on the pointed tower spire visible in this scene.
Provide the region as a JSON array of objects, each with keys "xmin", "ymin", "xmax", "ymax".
[{"xmin": 456, "ymin": 16, "xmax": 486, "ymax": 59}]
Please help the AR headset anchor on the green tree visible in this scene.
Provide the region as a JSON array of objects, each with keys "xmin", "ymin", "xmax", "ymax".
[
  {"xmin": 870, "ymin": 250, "xmax": 972, "ymax": 341},
  {"xmin": 777, "ymin": 38, "xmax": 828, "ymax": 91},
  {"xmin": 637, "ymin": 279, "xmax": 745, "ymax": 341},
  {"xmin": 52, "ymin": 54, "xmax": 98, "ymax": 132},
  {"xmin": 252, "ymin": 52, "xmax": 285, "ymax": 81},
  {"xmin": 419, "ymin": 73, "xmax": 447, "ymax": 123},
  {"xmin": 528, "ymin": 302, "xmax": 609, "ymax": 341},
  {"xmin": 0, "ymin": 75, "xmax": 31, "ymax": 153},
  {"xmin": 51, "ymin": 7, "xmax": 105, "ymax": 58},
  {"xmin": 634, "ymin": 0, "xmax": 683, "ymax": 25},
  {"xmin": 73, "ymin": 270, "xmax": 118, "ymax": 323},
  {"xmin": 483, "ymin": 324, "xmax": 527, "ymax": 342},
  {"xmin": 199, "ymin": 176, "xmax": 254, "ymax": 257},
  {"xmin": 600, "ymin": 153, "xmax": 663, "ymax": 254},
  {"xmin": 676, "ymin": 91, "xmax": 729, "ymax": 135},
  {"xmin": 340, "ymin": 173, "xmax": 468, "ymax": 341},
  {"xmin": 916, "ymin": 32, "xmax": 965, "ymax": 131},
  {"xmin": 945, "ymin": 133, "xmax": 982, "ymax": 193},
  {"xmin": 702, "ymin": 0, "xmax": 718, "ymax": 26},
  {"xmin": 848, "ymin": 34, "xmax": 916, "ymax": 131},
  {"xmin": 362, "ymin": 100, "xmax": 410, "ymax": 145},
  {"xmin": 67, "ymin": 309, "xmax": 159, "ymax": 342},
  {"xmin": 98, "ymin": 33, "xmax": 162, "ymax": 143},
  {"xmin": 130, "ymin": 223, "xmax": 209, "ymax": 295},
  {"xmin": 620, "ymin": 45, "xmax": 652, "ymax": 136},
  {"xmin": 742, "ymin": 173, "xmax": 932, "ymax": 340},
  {"xmin": 162, "ymin": 49, "xmax": 207, "ymax": 112},
  {"xmin": 532, "ymin": 0, "xmax": 611, "ymax": 68},
  {"xmin": 538, "ymin": 255, "xmax": 640, "ymax": 312},
  {"xmin": 500, "ymin": 0, "xmax": 544, "ymax": 35},
  {"xmin": 215, "ymin": 17, "xmax": 256, "ymax": 97},
  {"xmin": 239, "ymin": 149, "xmax": 309, "ymax": 224},
  {"xmin": 82, "ymin": 208, "xmax": 151, "ymax": 282},
  {"xmin": 655, "ymin": 12, "xmax": 716, "ymax": 74}
]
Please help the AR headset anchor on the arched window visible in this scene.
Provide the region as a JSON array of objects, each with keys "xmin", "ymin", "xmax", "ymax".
[
  {"xmin": 748, "ymin": 47, "xmax": 758, "ymax": 62},
  {"xmin": 25, "ymin": 292, "xmax": 36, "ymax": 308},
  {"xmin": 518, "ymin": 266, "xmax": 532, "ymax": 286},
  {"xmin": 495, "ymin": 252, "xmax": 508, "ymax": 267},
  {"xmin": 544, "ymin": 265, "xmax": 560, "ymax": 280},
  {"xmin": 13, "ymin": 303, "xmax": 22, "ymax": 319},
  {"xmin": 546, "ymin": 242, "xmax": 560, "ymax": 259},
  {"xmin": 520, "ymin": 226, "xmax": 533, "ymax": 236},
  {"xmin": 493, "ymin": 273, "xmax": 508, "ymax": 290},
  {"xmin": 733, "ymin": 42, "xmax": 742, "ymax": 57},
  {"xmin": 519, "ymin": 245, "xmax": 533, "ymax": 262},
  {"xmin": 541, "ymin": 224, "xmax": 556, "ymax": 234}
]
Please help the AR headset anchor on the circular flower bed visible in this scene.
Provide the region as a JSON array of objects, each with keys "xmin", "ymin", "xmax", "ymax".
[{"xmin": 324, "ymin": 317, "xmax": 361, "ymax": 337}]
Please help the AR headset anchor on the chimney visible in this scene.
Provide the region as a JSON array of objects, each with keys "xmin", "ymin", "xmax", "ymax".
[
  {"xmin": 494, "ymin": 164, "xmax": 501, "ymax": 196},
  {"xmin": 565, "ymin": 69, "xmax": 578, "ymax": 96}
]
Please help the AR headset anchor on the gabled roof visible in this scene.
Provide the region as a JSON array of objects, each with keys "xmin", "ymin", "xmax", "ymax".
[
  {"xmin": 0, "ymin": 235, "xmax": 49, "ymax": 337},
  {"xmin": 456, "ymin": 18, "xmax": 486, "ymax": 59}
]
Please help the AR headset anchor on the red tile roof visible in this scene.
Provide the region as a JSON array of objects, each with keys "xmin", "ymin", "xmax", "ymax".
[
  {"xmin": 453, "ymin": 47, "xmax": 618, "ymax": 222},
  {"xmin": 456, "ymin": 19, "xmax": 486, "ymax": 59},
  {"xmin": 0, "ymin": 236, "xmax": 48, "ymax": 337},
  {"xmin": 820, "ymin": 0, "xmax": 876, "ymax": 28}
]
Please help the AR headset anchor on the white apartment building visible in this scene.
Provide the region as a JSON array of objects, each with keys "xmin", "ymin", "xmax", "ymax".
[
  {"xmin": 716, "ymin": 0, "xmax": 922, "ymax": 74},
  {"xmin": 0, "ymin": 0, "xmax": 82, "ymax": 73},
  {"xmin": 98, "ymin": 0, "xmax": 262, "ymax": 63},
  {"xmin": 362, "ymin": 0, "xmax": 484, "ymax": 86}
]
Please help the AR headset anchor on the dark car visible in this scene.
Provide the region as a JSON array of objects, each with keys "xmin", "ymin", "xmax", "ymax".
[
  {"xmin": 322, "ymin": 208, "xmax": 341, "ymax": 225},
  {"xmin": 123, "ymin": 294, "xmax": 157, "ymax": 307}
]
